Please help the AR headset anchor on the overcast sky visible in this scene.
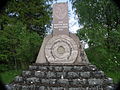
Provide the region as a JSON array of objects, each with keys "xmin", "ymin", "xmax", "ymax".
[{"xmin": 52, "ymin": 0, "xmax": 82, "ymax": 33}]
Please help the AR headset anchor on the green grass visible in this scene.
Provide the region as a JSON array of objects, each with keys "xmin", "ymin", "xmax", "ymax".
[
  {"xmin": 105, "ymin": 71, "xmax": 120, "ymax": 83},
  {"xmin": 0, "ymin": 70, "xmax": 22, "ymax": 84}
]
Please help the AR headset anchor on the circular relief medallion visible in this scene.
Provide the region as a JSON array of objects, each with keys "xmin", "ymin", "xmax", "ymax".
[
  {"xmin": 54, "ymin": 4, "xmax": 67, "ymax": 20},
  {"xmin": 45, "ymin": 35, "xmax": 78, "ymax": 63}
]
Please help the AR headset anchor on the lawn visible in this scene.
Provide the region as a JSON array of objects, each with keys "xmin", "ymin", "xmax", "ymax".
[{"xmin": 0, "ymin": 70, "xmax": 22, "ymax": 84}]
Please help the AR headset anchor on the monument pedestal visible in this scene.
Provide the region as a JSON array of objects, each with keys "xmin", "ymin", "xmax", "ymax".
[{"xmin": 11, "ymin": 63, "xmax": 114, "ymax": 90}]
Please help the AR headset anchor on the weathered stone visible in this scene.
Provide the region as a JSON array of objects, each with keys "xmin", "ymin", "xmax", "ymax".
[
  {"xmin": 38, "ymin": 86, "xmax": 46, "ymax": 90},
  {"xmin": 80, "ymin": 72, "xmax": 90, "ymax": 78},
  {"xmin": 57, "ymin": 79, "xmax": 69, "ymax": 85},
  {"xmin": 63, "ymin": 66, "xmax": 72, "ymax": 71},
  {"xmin": 72, "ymin": 79, "xmax": 87, "ymax": 86},
  {"xmin": 51, "ymin": 87, "xmax": 65, "ymax": 90},
  {"xmin": 12, "ymin": 84, "xmax": 21, "ymax": 90},
  {"xmin": 22, "ymin": 71, "xmax": 31, "ymax": 76},
  {"xmin": 49, "ymin": 66, "xmax": 54, "ymax": 71},
  {"xmin": 104, "ymin": 78, "xmax": 113, "ymax": 84},
  {"xmin": 38, "ymin": 66, "xmax": 47, "ymax": 71},
  {"xmin": 5, "ymin": 84, "xmax": 12, "ymax": 90},
  {"xmin": 49, "ymin": 79, "xmax": 56, "ymax": 84},
  {"xmin": 88, "ymin": 65, "xmax": 97, "ymax": 71},
  {"xmin": 41, "ymin": 79, "xmax": 56, "ymax": 84},
  {"xmin": 88, "ymin": 78, "xmax": 103, "ymax": 86},
  {"xmin": 92, "ymin": 71, "xmax": 105, "ymax": 78},
  {"xmin": 26, "ymin": 77, "xmax": 39, "ymax": 83},
  {"xmin": 69, "ymin": 88, "xmax": 81, "ymax": 90},
  {"xmin": 73, "ymin": 66, "xmax": 83, "ymax": 71},
  {"xmin": 14, "ymin": 76, "xmax": 23, "ymax": 82},
  {"xmin": 67, "ymin": 72, "xmax": 79, "ymax": 78},
  {"xmin": 41, "ymin": 79, "xmax": 49, "ymax": 84},
  {"xmin": 54, "ymin": 66, "xmax": 63, "ymax": 71},
  {"xmin": 56, "ymin": 72, "xmax": 66, "ymax": 78},
  {"xmin": 106, "ymin": 86, "xmax": 114, "ymax": 90},
  {"xmin": 47, "ymin": 71, "xmax": 56, "ymax": 78},
  {"xmin": 29, "ymin": 65, "xmax": 37, "ymax": 70},
  {"xmin": 35, "ymin": 71, "xmax": 45, "ymax": 77}
]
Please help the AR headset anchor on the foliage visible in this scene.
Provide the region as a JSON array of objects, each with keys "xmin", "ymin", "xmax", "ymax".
[
  {"xmin": 72, "ymin": 0, "xmax": 120, "ymax": 74},
  {"xmin": 0, "ymin": 70, "xmax": 22, "ymax": 84},
  {"xmin": 1, "ymin": 0, "xmax": 53, "ymax": 36},
  {"xmin": 0, "ymin": 0, "xmax": 53, "ymax": 72},
  {"xmin": 0, "ymin": 20, "xmax": 42, "ymax": 71}
]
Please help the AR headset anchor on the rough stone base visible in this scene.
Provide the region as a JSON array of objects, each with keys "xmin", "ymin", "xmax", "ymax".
[{"xmin": 10, "ymin": 64, "xmax": 114, "ymax": 90}]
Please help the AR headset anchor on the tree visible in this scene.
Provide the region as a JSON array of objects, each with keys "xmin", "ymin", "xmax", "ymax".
[
  {"xmin": 1, "ymin": 0, "xmax": 53, "ymax": 36},
  {"xmin": 71, "ymin": 0, "xmax": 120, "ymax": 72},
  {"xmin": 0, "ymin": 0, "xmax": 53, "ymax": 71}
]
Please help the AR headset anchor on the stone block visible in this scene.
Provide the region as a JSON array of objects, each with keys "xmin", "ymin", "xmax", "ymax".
[
  {"xmin": 51, "ymin": 87, "xmax": 65, "ymax": 90},
  {"xmin": 88, "ymin": 78, "xmax": 103, "ymax": 86},
  {"xmin": 67, "ymin": 72, "xmax": 79, "ymax": 78},
  {"xmin": 88, "ymin": 65, "xmax": 97, "ymax": 71},
  {"xmin": 63, "ymin": 66, "xmax": 72, "ymax": 71},
  {"xmin": 57, "ymin": 79, "xmax": 69, "ymax": 85},
  {"xmin": 38, "ymin": 86, "xmax": 46, "ymax": 90},
  {"xmin": 35, "ymin": 71, "xmax": 45, "ymax": 77},
  {"xmin": 12, "ymin": 84, "xmax": 21, "ymax": 90},
  {"xmin": 22, "ymin": 71, "xmax": 31, "ymax": 76},
  {"xmin": 54, "ymin": 66, "xmax": 63, "ymax": 71},
  {"xmin": 14, "ymin": 76, "xmax": 23, "ymax": 82},
  {"xmin": 69, "ymin": 88, "xmax": 81, "ymax": 90},
  {"xmin": 29, "ymin": 65, "xmax": 37, "ymax": 70},
  {"xmin": 92, "ymin": 71, "xmax": 105, "ymax": 78},
  {"xmin": 56, "ymin": 72, "xmax": 66, "ymax": 78},
  {"xmin": 104, "ymin": 78, "xmax": 113, "ymax": 84},
  {"xmin": 38, "ymin": 66, "xmax": 47, "ymax": 71},
  {"xmin": 80, "ymin": 72, "xmax": 90, "ymax": 78},
  {"xmin": 26, "ymin": 77, "xmax": 39, "ymax": 83},
  {"xmin": 47, "ymin": 71, "xmax": 56, "ymax": 78},
  {"xmin": 73, "ymin": 66, "xmax": 83, "ymax": 71},
  {"xmin": 106, "ymin": 86, "xmax": 114, "ymax": 90},
  {"xmin": 72, "ymin": 79, "xmax": 87, "ymax": 86}
]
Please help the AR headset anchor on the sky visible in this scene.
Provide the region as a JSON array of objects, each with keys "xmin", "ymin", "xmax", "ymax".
[{"xmin": 52, "ymin": 0, "xmax": 82, "ymax": 33}]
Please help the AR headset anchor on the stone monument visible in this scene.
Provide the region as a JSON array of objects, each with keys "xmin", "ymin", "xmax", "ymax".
[
  {"xmin": 36, "ymin": 3, "xmax": 89, "ymax": 64},
  {"xmin": 10, "ymin": 3, "xmax": 114, "ymax": 90}
]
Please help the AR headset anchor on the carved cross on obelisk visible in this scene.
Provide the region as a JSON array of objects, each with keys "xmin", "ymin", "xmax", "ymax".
[{"xmin": 53, "ymin": 3, "xmax": 69, "ymax": 35}]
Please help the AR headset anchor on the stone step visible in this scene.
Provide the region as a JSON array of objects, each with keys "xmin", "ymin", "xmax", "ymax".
[
  {"xmin": 28, "ymin": 64, "xmax": 98, "ymax": 72},
  {"xmin": 11, "ymin": 64, "xmax": 114, "ymax": 90},
  {"xmin": 11, "ymin": 84, "xmax": 113, "ymax": 90},
  {"xmin": 20, "ymin": 70, "xmax": 106, "ymax": 79}
]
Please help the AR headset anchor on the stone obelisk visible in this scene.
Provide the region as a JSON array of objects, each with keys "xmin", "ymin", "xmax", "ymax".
[{"xmin": 36, "ymin": 3, "xmax": 89, "ymax": 64}]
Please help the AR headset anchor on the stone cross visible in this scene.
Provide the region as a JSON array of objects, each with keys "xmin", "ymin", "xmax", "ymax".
[{"xmin": 53, "ymin": 3, "xmax": 69, "ymax": 35}]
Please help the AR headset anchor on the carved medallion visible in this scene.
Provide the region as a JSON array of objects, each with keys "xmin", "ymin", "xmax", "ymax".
[{"xmin": 45, "ymin": 35, "xmax": 78, "ymax": 63}]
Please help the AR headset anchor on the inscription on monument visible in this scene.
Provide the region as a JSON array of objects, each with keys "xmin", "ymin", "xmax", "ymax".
[{"xmin": 53, "ymin": 3, "xmax": 69, "ymax": 35}]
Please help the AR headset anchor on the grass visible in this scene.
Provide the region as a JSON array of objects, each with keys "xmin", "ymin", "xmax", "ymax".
[
  {"xmin": 105, "ymin": 71, "xmax": 120, "ymax": 84},
  {"xmin": 0, "ymin": 70, "xmax": 22, "ymax": 84}
]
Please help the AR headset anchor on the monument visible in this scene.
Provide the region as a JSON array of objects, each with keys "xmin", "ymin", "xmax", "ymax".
[
  {"xmin": 36, "ymin": 3, "xmax": 89, "ymax": 64},
  {"xmin": 10, "ymin": 3, "xmax": 114, "ymax": 90}
]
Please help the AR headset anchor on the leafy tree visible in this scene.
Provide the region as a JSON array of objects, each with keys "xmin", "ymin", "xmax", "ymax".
[
  {"xmin": 0, "ymin": 0, "xmax": 53, "ymax": 72},
  {"xmin": 0, "ymin": 19, "xmax": 43, "ymax": 71},
  {"xmin": 1, "ymin": 0, "xmax": 53, "ymax": 36},
  {"xmin": 71, "ymin": 0, "xmax": 120, "ymax": 72}
]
